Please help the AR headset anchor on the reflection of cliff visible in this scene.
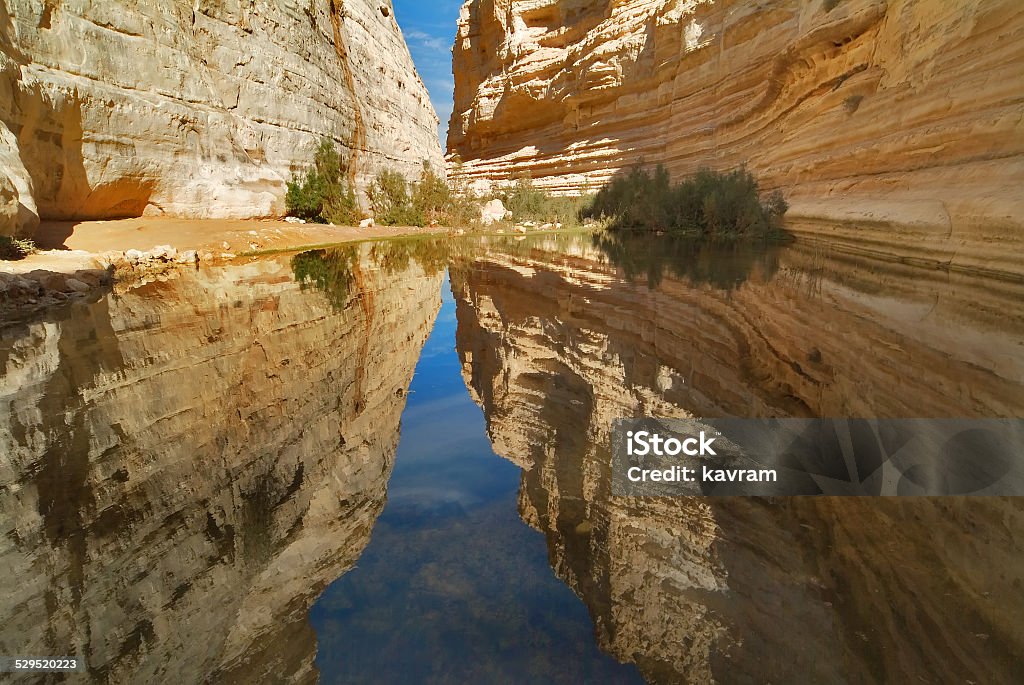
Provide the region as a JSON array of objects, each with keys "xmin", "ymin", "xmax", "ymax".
[
  {"xmin": 451, "ymin": 241, "xmax": 1024, "ymax": 683},
  {"xmin": 0, "ymin": 250, "xmax": 442, "ymax": 682}
]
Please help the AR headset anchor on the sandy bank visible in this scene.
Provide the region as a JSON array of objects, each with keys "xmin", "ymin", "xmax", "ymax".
[
  {"xmin": 1, "ymin": 217, "xmax": 452, "ymax": 323},
  {"xmin": 37, "ymin": 216, "xmax": 446, "ymax": 255}
]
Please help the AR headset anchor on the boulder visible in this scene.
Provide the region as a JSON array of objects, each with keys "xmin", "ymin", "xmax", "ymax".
[
  {"xmin": 26, "ymin": 270, "xmax": 67, "ymax": 292},
  {"xmin": 480, "ymin": 199, "xmax": 510, "ymax": 226}
]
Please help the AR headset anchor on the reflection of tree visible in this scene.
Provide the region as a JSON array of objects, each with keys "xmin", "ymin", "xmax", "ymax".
[
  {"xmin": 368, "ymin": 236, "xmax": 454, "ymax": 276},
  {"xmin": 291, "ymin": 246, "xmax": 359, "ymax": 310},
  {"xmin": 593, "ymin": 232, "xmax": 784, "ymax": 290},
  {"xmin": 292, "ymin": 238, "xmax": 464, "ymax": 310}
]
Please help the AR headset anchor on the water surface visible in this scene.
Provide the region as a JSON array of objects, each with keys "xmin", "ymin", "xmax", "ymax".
[
  {"xmin": 310, "ymin": 275, "xmax": 642, "ymax": 683},
  {"xmin": 0, "ymin": 233, "xmax": 1021, "ymax": 684}
]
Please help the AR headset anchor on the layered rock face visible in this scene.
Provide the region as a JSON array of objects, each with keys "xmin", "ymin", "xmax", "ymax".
[
  {"xmin": 449, "ymin": 0, "xmax": 1024, "ymax": 276},
  {"xmin": 0, "ymin": 249, "xmax": 442, "ymax": 682},
  {"xmin": 0, "ymin": 0, "xmax": 443, "ymax": 236},
  {"xmin": 451, "ymin": 239, "xmax": 1024, "ymax": 683}
]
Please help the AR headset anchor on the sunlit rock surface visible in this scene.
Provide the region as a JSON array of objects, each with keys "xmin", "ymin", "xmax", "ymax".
[
  {"xmin": 451, "ymin": 239, "xmax": 1024, "ymax": 683},
  {"xmin": 0, "ymin": 0, "xmax": 443, "ymax": 235},
  {"xmin": 449, "ymin": 0, "xmax": 1024, "ymax": 277},
  {"xmin": 0, "ymin": 250, "xmax": 442, "ymax": 682}
]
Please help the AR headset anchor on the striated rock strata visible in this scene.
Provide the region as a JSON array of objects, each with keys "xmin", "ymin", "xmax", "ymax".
[
  {"xmin": 0, "ymin": 0, "xmax": 443, "ymax": 236},
  {"xmin": 449, "ymin": 0, "xmax": 1024, "ymax": 277},
  {"xmin": 0, "ymin": 249, "xmax": 443, "ymax": 682},
  {"xmin": 451, "ymin": 238, "xmax": 1024, "ymax": 683}
]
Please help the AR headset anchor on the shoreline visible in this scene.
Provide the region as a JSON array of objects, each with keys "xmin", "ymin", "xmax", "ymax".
[
  {"xmin": 31, "ymin": 216, "xmax": 457, "ymax": 263},
  {"xmin": 1, "ymin": 217, "xmax": 457, "ymax": 324},
  {"xmin": 0, "ymin": 217, "xmax": 593, "ymax": 324}
]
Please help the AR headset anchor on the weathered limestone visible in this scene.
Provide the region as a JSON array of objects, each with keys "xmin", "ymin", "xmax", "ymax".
[
  {"xmin": 0, "ymin": 169, "xmax": 17, "ymax": 235},
  {"xmin": 0, "ymin": 122, "xmax": 37, "ymax": 237},
  {"xmin": 0, "ymin": 249, "xmax": 443, "ymax": 682},
  {"xmin": 0, "ymin": 50, "xmax": 36, "ymax": 237},
  {"xmin": 449, "ymin": 0, "xmax": 1024, "ymax": 276},
  {"xmin": 0, "ymin": 0, "xmax": 443, "ymax": 235},
  {"xmin": 451, "ymin": 239, "xmax": 1024, "ymax": 683}
]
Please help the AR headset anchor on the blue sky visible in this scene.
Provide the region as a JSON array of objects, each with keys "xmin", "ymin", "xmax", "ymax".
[{"xmin": 393, "ymin": 0, "xmax": 463, "ymax": 148}]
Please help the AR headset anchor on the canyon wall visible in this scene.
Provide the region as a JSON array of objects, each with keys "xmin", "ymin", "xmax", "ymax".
[
  {"xmin": 450, "ymin": 238, "xmax": 1024, "ymax": 683},
  {"xmin": 0, "ymin": 249, "xmax": 443, "ymax": 682},
  {"xmin": 449, "ymin": 0, "xmax": 1024, "ymax": 277},
  {"xmin": 0, "ymin": 0, "xmax": 443, "ymax": 237}
]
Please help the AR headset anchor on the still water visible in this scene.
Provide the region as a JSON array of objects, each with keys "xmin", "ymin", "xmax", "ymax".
[
  {"xmin": 311, "ymin": 276, "xmax": 641, "ymax": 683},
  {"xmin": 0, "ymin": 233, "xmax": 1022, "ymax": 684}
]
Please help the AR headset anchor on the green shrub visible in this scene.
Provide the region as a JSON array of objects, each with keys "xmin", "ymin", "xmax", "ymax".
[
  {"xmin": 577, "ymin": 165, "xmax": 672, "ymax": 231},
  {"xmin": 368, "ymin": 169, "xmax": 423, "ymax": 226},
  {"xmin": 411, "ymin": 162, "xmax": 481, "ymax": 227},
  {"xmin": 583, "ymin": 165, "xmax": 789, "ymax": 240},
  {"xmin": 411, "ymin": 163, "xmax": 450, "ymax": 224},
  {"xmin": 764, "ymin": 189, "xmax": 789, "ymax": 218},
  {"xmin": 286, "ymin": 138, "xmax": 361, "ymax": 225},
  {"xmin": 502, "ymin": 175, "xmax": 547, "ymax": 221},
  {"xmin": 360, "ymin": 163, "xmax": 484, "ymax": 228},
  {"xmin": 0, "ymin": 236, "xmax": 37, "ymax": 260},
  {"xmin": 441, "ymin": 192, "xmax": 483, "ymax": 228},
  {"xmin": 443, "ymin": 156, "xmax": 485, "ymax": 227},
  {"xmin": 499, "ymin": 175, "xmax": 590, "ymax": 227}
]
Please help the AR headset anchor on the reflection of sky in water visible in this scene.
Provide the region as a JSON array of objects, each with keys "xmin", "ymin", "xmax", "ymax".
[{"xmin": 311, "ymin": 273, "xmax": 642, "ymax": 684}]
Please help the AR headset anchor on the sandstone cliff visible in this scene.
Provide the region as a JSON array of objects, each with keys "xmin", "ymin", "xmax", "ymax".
[
  {"xmin": 449, "ymin": 0, "xmax": 1024, "ymax": 277},
  {"xmin": 0, "ymin": 0, "xmax": 443, "ymax": 237},
  {"xmin": 0, "ymin": 249, "xmax": 442, "ymax": 682},
  {"xmin": 450, "ymin": 238, "xmax": 1024, "ymax": 683}
]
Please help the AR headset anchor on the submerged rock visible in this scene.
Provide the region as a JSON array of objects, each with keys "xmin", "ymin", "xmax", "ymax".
[
  {"xmin": 0, "ymin": 266, "xmax": 113, "ymax": 320},
  {"xmin": 63, "ymin": 277, "xmax": 91, "ymax": 293}
]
